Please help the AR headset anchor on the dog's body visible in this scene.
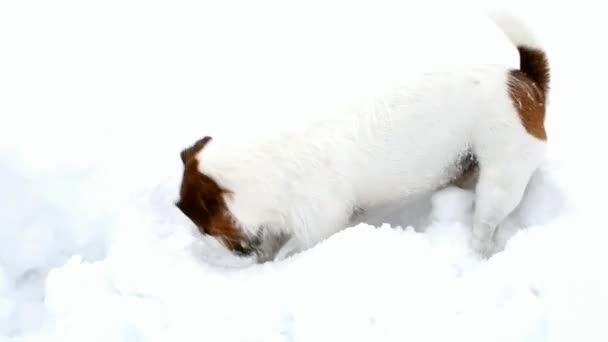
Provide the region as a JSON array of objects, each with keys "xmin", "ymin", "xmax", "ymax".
[{"xmin": 176, "ymin": 13, "xmax": 550, "ymax": 262}]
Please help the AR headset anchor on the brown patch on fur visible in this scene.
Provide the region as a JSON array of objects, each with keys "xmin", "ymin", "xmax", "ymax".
[
  {"xmin": 508, "ymin": 70, "xmax": 547, "ymax": 140},
  {"xmin": 180, "ymin": 136, "xmax": 212, "ymax": 165},
  {"xmin": 517, "ymin": 46, "xmax": 550, "ymax": 95},
  {"xmin": 176, "ymin": 137, "xmax": 251, "ymax": 254},
  {"xmin": 508, "ymin": 46, "xmax": 550, "ymax": 141}
]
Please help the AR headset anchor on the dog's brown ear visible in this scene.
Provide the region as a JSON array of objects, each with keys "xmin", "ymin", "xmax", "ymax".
[{"xmin": 180, "ymin": 136, "xmax": 212, "ymax": 164}]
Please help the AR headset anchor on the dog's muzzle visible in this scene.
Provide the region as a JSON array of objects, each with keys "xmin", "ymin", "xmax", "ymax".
[{"xmin": 236, "ymin": 228, "xmax": 291, "ymax": 263}]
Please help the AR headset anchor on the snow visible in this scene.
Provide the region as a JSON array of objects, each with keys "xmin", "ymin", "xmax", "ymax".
[{"xmin": 1, "ymin": 0, "xmax": 608, "ymax": 341}]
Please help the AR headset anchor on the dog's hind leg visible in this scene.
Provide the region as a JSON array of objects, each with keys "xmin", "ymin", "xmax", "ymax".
[{"xmin": 470, "ymin": 134, "xmax": 545, "ymax": 257}]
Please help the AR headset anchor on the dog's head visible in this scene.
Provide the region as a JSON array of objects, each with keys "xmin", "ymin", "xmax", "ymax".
[{"xmin": 175, "ymin": 136, "xmax": 258, "ymax": 256}]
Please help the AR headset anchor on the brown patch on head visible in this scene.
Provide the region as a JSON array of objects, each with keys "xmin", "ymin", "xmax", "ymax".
[
  {"xmin": 180, "ymin": 136, "xmax": 212, "ymax": 165},
  {"xmin": 508, "ymin": 46, "xmax": 550, "ymax": 141},
  {"xmin": 176, "ymin": 137, "xmax": 252, "ymax": 255}
]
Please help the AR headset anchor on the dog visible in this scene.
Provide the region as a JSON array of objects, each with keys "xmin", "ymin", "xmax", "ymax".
[{"xmin": 176, "ymin": 13, "xmax": 550, "ymax": 262}]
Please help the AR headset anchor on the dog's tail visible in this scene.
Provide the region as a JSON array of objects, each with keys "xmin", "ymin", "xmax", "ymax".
[{"xmin": 490, "ymin": 12, "xmax": 550, "ymax": 96}]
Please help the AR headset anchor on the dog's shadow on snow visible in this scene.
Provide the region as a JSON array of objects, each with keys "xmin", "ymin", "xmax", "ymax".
[{"xmin": 351, "ymin": 164, "xmax": 567, "ymax": 254}]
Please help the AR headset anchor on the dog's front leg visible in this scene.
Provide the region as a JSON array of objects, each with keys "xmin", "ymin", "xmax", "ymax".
[
  {"xmin": 252, "ymin": 230, "xmax": 292, "ymax": 263},
  {"xmin": 273, "ymin": 236, "xmax": 302, "ymax": 262}
]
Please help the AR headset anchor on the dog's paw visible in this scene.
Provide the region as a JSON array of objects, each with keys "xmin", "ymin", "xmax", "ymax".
[
  {"xmin": 273, "ymin": 238, "xmax": 300, "ymax": 262},
  {"xmin": 470, "ymin": 235, "xmax": 495, "ymax": 259}
]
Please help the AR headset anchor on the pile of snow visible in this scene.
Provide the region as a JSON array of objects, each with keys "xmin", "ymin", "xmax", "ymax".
[
  {"xmin": 7, "ymin": 166, "xmax": 608, "ymax": 342},
  {"xmin": 2, "ymin": 0, "xmax": 608, "ymax": 341}
]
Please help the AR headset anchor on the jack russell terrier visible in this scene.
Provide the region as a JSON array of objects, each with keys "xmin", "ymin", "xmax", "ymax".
[{"xmin": 176, "ymin": 13, "xmax": 550, "ymax": 262}]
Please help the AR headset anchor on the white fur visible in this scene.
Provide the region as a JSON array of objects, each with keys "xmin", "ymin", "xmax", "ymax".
[
  {"xmin": 196, "ymin": 15, "xmax": 547, "ymax": 259},
  {"xmin": 489, "ymin": 11, "xmax": 542, "ymax": 50}
]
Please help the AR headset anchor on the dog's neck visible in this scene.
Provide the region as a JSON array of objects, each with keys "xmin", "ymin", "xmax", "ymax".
[{"xmin": 198, "ymin": 135, "xmax": 358, "ymax": 248}]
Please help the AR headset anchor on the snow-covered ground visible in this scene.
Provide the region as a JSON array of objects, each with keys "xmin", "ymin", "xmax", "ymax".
[{"xmin": 1, "ymin": 0, "xmax": 607, "ymax": 341}]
